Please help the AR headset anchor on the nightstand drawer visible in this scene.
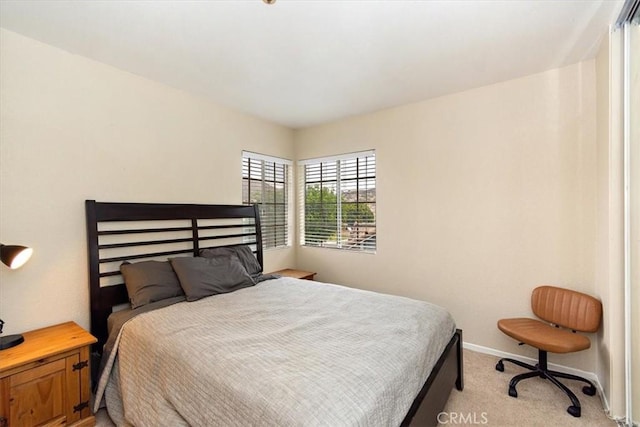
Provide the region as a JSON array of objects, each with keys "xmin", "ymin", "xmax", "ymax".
[{"xmin": 10, "ymin": 358, "xmax": 65, "ymax": 387}]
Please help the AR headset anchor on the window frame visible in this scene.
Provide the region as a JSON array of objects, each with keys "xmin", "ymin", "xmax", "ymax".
[{"xmin": 298, "ymin": 150, "xmax": 376, "ymax": 253}]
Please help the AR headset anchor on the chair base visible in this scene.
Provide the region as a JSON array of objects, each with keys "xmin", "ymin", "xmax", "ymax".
[{"xmin": 495, "ymin": 349, "xmax": 597, "ymax": 418}]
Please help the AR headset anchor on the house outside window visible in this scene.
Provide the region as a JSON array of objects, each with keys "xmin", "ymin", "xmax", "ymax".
[
  {"xmin": 299, "ymin": 150, "xmax": 376, "ymax": 252},
  {"xmin": 242, "ymin": 151, "xmax": 292, "ymax": 249}
]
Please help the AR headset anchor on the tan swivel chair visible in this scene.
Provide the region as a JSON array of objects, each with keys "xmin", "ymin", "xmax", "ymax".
[{"xmin": 496, "ymin": 285, "xmax": 602, "ymax": 418}]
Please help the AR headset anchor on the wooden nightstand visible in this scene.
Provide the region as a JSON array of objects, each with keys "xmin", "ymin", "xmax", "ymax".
[
  {"xmin": 0, "ymin": 321, "xmax": 97, "ymax": 427},
  {"xmin": 270, "ymin": 268, "xmax": 317, "ymax": 281}
]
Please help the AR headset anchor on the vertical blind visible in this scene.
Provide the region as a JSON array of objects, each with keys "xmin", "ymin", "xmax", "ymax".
[
  {"xmin": 298, "ymin": 150, "xmax": 376, "ymax": 252},
  {"xmin": 242, "ymin": 151, "xmax": 292, "ymax": 249}
]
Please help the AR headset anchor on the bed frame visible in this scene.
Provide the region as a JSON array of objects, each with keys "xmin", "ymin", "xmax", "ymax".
[{"xmin": 85, "ymin": 200, "xmax": 463, "ymax": 426}]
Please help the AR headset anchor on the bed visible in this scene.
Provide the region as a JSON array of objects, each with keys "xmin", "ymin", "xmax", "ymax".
[{"xmin": 86, "ymin": 200, "xmax": 463, "ymax": 426}]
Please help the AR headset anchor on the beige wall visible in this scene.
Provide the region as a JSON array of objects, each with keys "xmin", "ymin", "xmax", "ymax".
[
  {"xmin": 0, "ymin": 29, "xmax": 295, "ymax": 335},
  {"xmin": 295, "ymin": 61, "xmax": 598, "ymax": 371}
]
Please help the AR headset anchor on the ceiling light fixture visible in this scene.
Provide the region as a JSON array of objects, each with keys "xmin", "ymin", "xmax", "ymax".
[{"xmin": 263, "ymin": 0, "xmax": 276, "ymax": 4}]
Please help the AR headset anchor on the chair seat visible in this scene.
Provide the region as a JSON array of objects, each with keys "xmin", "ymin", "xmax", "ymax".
[{"xmin": 497, "ymin": 318, "xmax": 591, "ymax": 353}]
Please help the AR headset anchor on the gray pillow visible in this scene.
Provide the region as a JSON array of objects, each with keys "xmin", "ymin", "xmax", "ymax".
[
  {"xmin": 199, "ymin": 245, "xmax": 262, "ymax": 277},
  {"xmin": 120, "ymin": 261, "xmax": 184, "ymax": 309},
  {"xmin": 170, "ymin": 256, "xmax": 255, "ymax": 301}
]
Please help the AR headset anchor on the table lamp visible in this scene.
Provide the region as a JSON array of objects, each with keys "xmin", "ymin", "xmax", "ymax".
[{"xmin": 0, "ymin": 243, "xmax": 33, "ymax": 350}]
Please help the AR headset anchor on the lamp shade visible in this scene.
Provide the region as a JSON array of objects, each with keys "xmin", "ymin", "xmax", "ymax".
[{"xmin": 0, "ymin": 244, "xmax": 33, "ymax": 269}]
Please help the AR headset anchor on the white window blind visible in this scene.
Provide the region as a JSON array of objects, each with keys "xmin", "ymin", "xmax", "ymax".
[
  {"xmin": 298, "ymin": 150, "xmax": 376, "ymax": 252},
  {"xmin": 242, "ymin": 151, "xmax": 292, "ymax": 249}
]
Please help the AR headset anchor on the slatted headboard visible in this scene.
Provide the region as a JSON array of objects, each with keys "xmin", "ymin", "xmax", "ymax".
[{"xmin": 85, "ymin": 200, "xmax": 263, "ymax": 353}]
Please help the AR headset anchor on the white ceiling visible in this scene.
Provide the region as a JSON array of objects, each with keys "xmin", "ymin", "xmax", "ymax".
[{"xmin": 0, "ymin": 0, "xmax": 623, "ymax": 129}]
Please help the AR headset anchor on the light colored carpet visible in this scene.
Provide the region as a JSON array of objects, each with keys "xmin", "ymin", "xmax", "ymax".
[
  {"xmin": 95, "ymin": 349, "xmax": 617, "ymax": 426},
  {"xmin": 440, "ymin": 349, "xmax": 617, "ymax": 427}
]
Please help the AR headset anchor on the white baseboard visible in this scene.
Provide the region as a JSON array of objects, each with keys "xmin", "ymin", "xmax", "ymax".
[{"xmin": 462, "ymin": 342, "xmax": 612, "ymax": 417}]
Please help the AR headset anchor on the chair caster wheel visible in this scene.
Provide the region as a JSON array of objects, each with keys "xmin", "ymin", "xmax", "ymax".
[
  {"xmin": 582, "ymin": 385, "xmax": 596, "ymax": 396},
  {"xmin": 508, "ymin": 386, "xmax": 518, "ymax": 398},
  {"xmin": 496, "ymin": 361, "xmax": 504, "ymax": 372},
  {"xmin": 567, "ymin": 405, "xmax": 581, "ymax": 417}
]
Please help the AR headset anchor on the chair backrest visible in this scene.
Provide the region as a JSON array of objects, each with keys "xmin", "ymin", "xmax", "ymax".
[{"xmin": 531, "ymin": 285, "xmax": 602, "ymax": 333}]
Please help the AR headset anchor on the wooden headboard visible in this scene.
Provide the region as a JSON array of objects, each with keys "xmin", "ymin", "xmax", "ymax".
[{"xmin": 85, "ymin": 200, "xmax": 263, "ymax": 353}]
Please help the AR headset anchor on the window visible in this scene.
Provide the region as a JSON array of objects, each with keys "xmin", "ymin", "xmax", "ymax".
[
  {"xmin": 242, "ymin": 151, "xmax": 292, "ymax": 249},
  {"xmin": 299, "ymin": 150, "xmax": 376, "ymax": 252}
]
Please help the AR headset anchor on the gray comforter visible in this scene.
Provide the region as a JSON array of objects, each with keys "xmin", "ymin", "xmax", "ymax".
[{"xmin": 95, "ymin": 277, "xmax": 456, "ymax": 427}]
